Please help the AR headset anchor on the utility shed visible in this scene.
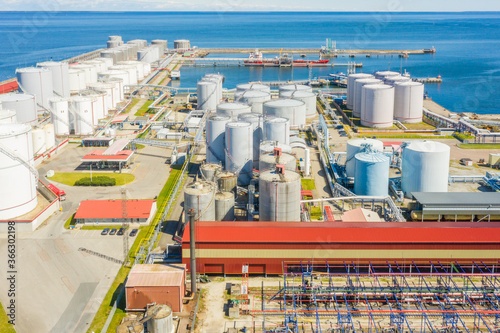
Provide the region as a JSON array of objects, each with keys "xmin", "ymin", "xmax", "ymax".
[
  {"xmin": 126, "ymin": 263, "xmax": 186, "ymax": 312},
  {"xmin": 412, "ymin": 192, "xmax": 500, "ymax": 221}
]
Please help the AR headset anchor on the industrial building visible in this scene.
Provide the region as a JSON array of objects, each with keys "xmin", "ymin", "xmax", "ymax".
[{"xmin": 74, "ymin": 199, "xmax": 157, "ymax": 224}]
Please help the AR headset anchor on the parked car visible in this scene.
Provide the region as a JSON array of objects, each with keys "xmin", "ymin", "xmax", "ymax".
[
  {"xmin": 101, "ymin": 228, "xmax": 110, "ymax": 235},
  {"xmin": 129, "ymin": 229, "xmax": 138, "ymax": 237},
  {"xmin": 109, "ymin": 228, "xmax": 117, "ymax": 235},
  {"xmin": 117, "ymin": 227, "xmax": 125, "ymax": 236}
]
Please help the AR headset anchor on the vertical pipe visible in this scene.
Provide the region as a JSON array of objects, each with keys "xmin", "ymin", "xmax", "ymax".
[{"xmin": 189, "ymin": 209, "xmax": 197, "ymax": 297}]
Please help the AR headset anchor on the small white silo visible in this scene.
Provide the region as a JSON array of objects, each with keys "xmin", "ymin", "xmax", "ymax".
[
  {"xmin": 44, "ymin": 124, "xmax": 55, "ymax": 149},
  {"xmin": 206, "ymin": 115, "xmax": 230, "ymax": 165},
  {"xmin": 70, "ymin": 64, "xmax": 98, "ymax": 85},
  {"xmin": 353, "ymin": 78, "xmax": 383, "ymax": 118},
  {"xmin": 70, "ymin": 96, "xmax": 94, "ymax": 135},
  {"xmin": 68, "ymin": 69, "xmax": 86, "ymax": 94},
  {"xmin": 215, "ymin": 192, "xmax": 235, "ymax": 221},
  {"xmin": 354, "ymin": 152, "xmax": 390, "ymax": 197},
  {"xmin": 200, "ymin": 163, "xmax": 223, "ymax": 182},
  {"xmin": 197, "ymin": 80, "xmax": 218, "ymax": 112},
  {"xmin": 146, "ymin": 304, "xmax": 175, "ymax": 333},
  {"xmin": 32, "ymin": 128, "xmax": 46, "ymax": 155},
  {"xmin": 238, "ymin": 113, "xmax": 263, "ymax": 170}
]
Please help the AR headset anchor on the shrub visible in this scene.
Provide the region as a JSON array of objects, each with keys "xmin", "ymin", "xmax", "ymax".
[{"xmin": 75, "ymin": 176, "xmax": 117, "ymax": 186}]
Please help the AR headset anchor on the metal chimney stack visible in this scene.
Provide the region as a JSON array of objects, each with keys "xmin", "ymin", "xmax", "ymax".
[{"xmin": 188, "ymin": 209, "xmax": 197, "ymax": 297}]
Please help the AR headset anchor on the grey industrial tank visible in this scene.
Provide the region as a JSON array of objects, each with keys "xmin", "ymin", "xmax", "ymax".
[
  {"xmin": 200, "ymin": 163, "xmax": 222, "ymax": 182},
  {"xmin": 205, "ymin": 115, "xmax": 230, "ymax": 165},
  {"xmin": 225, "ymin": 121, "xmax": 253, "ymax": 186},
  {"xmin": 215, "ymin": 192, "xmax": 235, "ymax": 221},
  {"xmin": 216, "ymin": 171, "xmax": 237, "ymax": 194},
  {"xmin": 279, "ymin": 90, "xmax": 317, "ymax": 118},
  {"xmin": 259, "ymin": 152, "xmax": 296, "ymax": 173},
  {"xmin": 262, "ymin": 98, "xmax": 306, "ymax": 127},
  {"xmin": 216, "ymin": 102, "xmax": 251, "ymax": 119},
  {"xmin": 259, "ymin": 169, "xmax": 301, "ymax": 222},
  {"xmin": 146, "ymin": 304, "xmax": 174, "ymax": 333},
  {"xmin": 184, "ymin": 181, "xmax": 216, "ymax": 222},
  {"xmin": 234, "ymin": 90, "xmax": 271, "ymax": 114},
  {"xmin": 263, "ymin": 116, "xmax": 290, "ymax": 145},
  {"xmin": 238, "ymin": 113, "xmax": 262, "ymax": 170}
]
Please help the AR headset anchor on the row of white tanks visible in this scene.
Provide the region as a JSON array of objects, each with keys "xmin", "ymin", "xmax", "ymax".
[
  {"xmin": 346, "ymin": 138, "xmax": 450, "ymax": 198},
  {"xmin": 347, "ymin": 71, "xmax": 425, "ymax": 128}
]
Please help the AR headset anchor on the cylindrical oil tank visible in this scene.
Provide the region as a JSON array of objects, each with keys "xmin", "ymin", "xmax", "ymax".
[
  {"xmin": 127, "ymin": 39, "xmax": 148, "ymax": 49},
  {"xmin": 263, "ymin": 99, "xmax": 306, "ymax": 127},
  {"xmin": 71, "ymin": 96, "xmax": 94, "ymax": 135},
  {"xmin": 200, "ymin": 163, "xmax": 222, "ymax": 182},
  {"xmin": 225, "ymin": 121, "xmax": 253, "ymax": 186},
  {"xmin": 146, "ymin": 304, "xmax": 174, "ymax": 333},
  {"xmin": 354, "ymin": 152, "xmax": 390, "ymax": 196},
  {"xmin": 346, "ymin": 138, "xmax": 384, "ymax": 178},
  {"xmin": 174, "ymin": 39, "xmax": 190, "ymax": 49},
  {"xmin": 236, "ymin": 83, "xmax": 271, "ymax": 93},
  {"xmin": 141, "ymin": 62, "xmax": 152, "ymax": 76},
  {"xmin": 81, "ymin": 59, "xmax": 107, "ymax": 74},
  {"xmin": 117, "ymin": 321, "xmax": 144, "ymax": 333},
  {"xmin": 151, "ymin": 39, "xmax": 168, "ymax": 54},
  {"xmin": 118, "ymin": 44, "xmax": 135, "ymax": 61},
  {"xmin": 44, "ymin": 123, "xmax": 55, "ymax": 149},
  {"xmin": 375, "ymin": 71, "xmax": 400, "ymax": 81},
  {"xmin": 37, "ymin": 61, "xmax": 70, "ymax": 98},
  {"xmin": 197, "ymin": 80, "xmax": 218, "ymax": 111},
  {"xmin": 184, "ymin": 181, "xmax": 216, "ymax": 221},
  {"xmin": 108, "ymin": 35, "xmax": 122, "ymax": 42},
  {"xmin": 204, "ymin": 74, "xmax": 224, "ymax": 103},
  {"xmin": 360, "ymin": 84, "xmax": 394, "ymax": 128},
  {"xmin": 401, "ymin": 141, "xmax": 450, "ymax": 198},
  {"xmin": 279, "ymin": 90, "xmax": 317, "ymax": 118},
  {"xmin": 107, "ymin": 40, "xmax": 121, "ymax": 49},
  {"xmin": 79, "ymin": 89, "xmax": 107, "ymax": 123},
  {"xmin": 101, "ymin": 77, "xmax": 124, "ymax": 102},
  {"xmin": 109, "ymin": 65, "xmax": 138, "ymax": 85},
  {"xmin": 0, "ymin": 124, "xmax": 37, "ymax": 220},
  {"xmin": 394, "ymin": 81, "xmax": 424, "ymax": 123},
  {"xmin": 259, "ymin": 141, "xmax": 292, "ymax": 155},
  {"xmin": 88, "ymin": 82, "xmax": 115, "ymax": 113},
  {"xmin": 353, "ymin": 78, "xmax": 383, "ymax": 118},
  {"xmin": 206, "ymin": 115, "xmax": 230, "ymax": 165},
  {"xmin": 98, "ymin": 70, "xmax": 130, "ymax": 86},
  {"xmin": 346, "ymin": 73, "xmax": 373, "ymax": 109},
  {"xmin": 32, "ymin": 128, "xmax": 46, "ymax": 154},
  {"xmin": 279, "ymin": 84, "xmax": 312, "ymax": 94},
  {"xmin": 49, "ymin": 97, "xmax": 70, "ymax": 135},
  {"xmin": 95, "ymin": 57, "xmax": 114, "ymax": 70},
  {"xmin": 263, "ymin": 116, "xmax": 290, "ymax": 145},
  {"xmin": 118, "ymin": 61, "xmax": 145, "ymax": 81},
  {"xmin": 215, "ymin": 192, "xmax": 235, "ymax": 221},
  {"xmin": 0, "ymin": 93, "xmax": 37, "ymax": 124},
  {"xmin": 384, "ymin": 75, "xmax": 411, "ymax": 86},
  {"xmin": 216, "ymin": 171, "xmax": 237, "ymax": 194},
  {"xmin": 0, "ymin": 110, "xmax": 17, "ymax": 124},
  {"xmin": 69, "ymin": 69, "xmax": 86, "ymax": 93},
  {"xmin": 100, "ymin": 49, "xmax": 121, "ymax": 64},
  {"xmin": 238, "ymin": 113, "xmax": 262, "ymax": 170},
  {"xmin": 259, "ymin": 152, "xmax": 296, "ymax": 172},
  {"xmin": 217, "ymin": 102, "xmax": 251, "ymax": 119},
  {"xmin": 234, "ymin": 90, "xmax": 271, "ymax": 114},
  {"xmin": 259, "ymin": 169, "xmax": 301, "ymax": 222},
  {"xmin": 137, "ymin": 46, "xmax": 160, "ymax": 64},
  {"xmin": 16, "ymin": 67, "xmax": 54, "ymax": 110},
  {"xmin": 70, "ymin": 64, "xmax": 98, "ymax": 85}
]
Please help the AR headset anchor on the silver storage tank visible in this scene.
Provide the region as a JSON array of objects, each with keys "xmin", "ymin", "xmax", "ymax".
[
  {"xmin": 37, "ymin": 61, "xmax": 70, "ymax": 98},
  {"xmin": 215, "ymin": 192, "xmax": 235, "ymax": 221},
  {"xmin": 346, "ymin": 73, "xmax": 373, "ymax": 109},
  {"xmin": 98, "ymin": 70, "xmax": 130, "ymax": 86},
  {"xmin": 197, "ymin": 80, "xmax": 218, "ymax": 111},
  {"xmin": 279, "ymin": 90, "xmax": 317, "ymax": 118},
  {"xmin": 263, "ymin": 98, "xmax": 306, "ymax": 128},
  {"xmin": 353, "ymin": 78, "xmax": 383, "ymax": 118},
  {"xmin": 0, "ymin": 110, "xmax": 17, "ymax": 124},
  {"xmin": 259, "ymin": 141, "xmax": 292, "ymax": 155},
  {"xmin": 137, "ymin": 46, "xmax": 160, "ymax": 64},
  {"xmin": 184, "ymin": 181, "xmax": 216, "ymax": 222},
  {"xmin": 118, "ymin": 60, "xmax": 145, "ymax": 81},
  {"xmin": 234, "ymin": 90, "xmax": 271, "ymax": 114},
  {"xmin": 401, "ymin": 141, "xmax": 450, "ymax": 198},
  {"xmin": 49, "ymin": 97, "xmax": 70, "ymax": 135},
  {"xmin": 95, "ymin": 57, "xmax": 114, "ymax": 70},
  {"xmin": 16, "ymin": 67, "xmax": 54, "ymax": 111},
  {"xmin": 394, "ymin": 81, "xmax": 424, "ymax": 123},
  {"xmin": 259, "ymin": 168, "xmax": 301, "ymax": 221},
  {"xmin": 346, "ymin": 138, "xmax": 384, "ymax": 178},
  {"xmin": 217, "ymin": 102, "xmax": 251, "ymax": 119},
  {"xmin": 259, "ymin": 151, "xmax": 296, "ymax": 172},
  {"xmin": 151, "ymin": 39, "xmax": 168, "ymax": 53},
  {"xmin": 127, "ymin": 39, "xmax": 148, "ymax": 49},
  {"xmin": 88, "ymin": 82, "xmax": 116, "ymax": 113},
  {"xmin": 82, "ymin": 59, "xmax": 108, "ymax": 73},
  {"xmin": 200, "ymin": 163, "xmax": 222, "ymax": 182},
  {"xmin": 0, "ymin": 124, "xmax": 37, "ymax": 220},
  {"xmin": 204, "ymin": 74, "xmax": 224, "ymax": 103},
  {"xmin": 216, "ymin": 171, "xmax": 237, "ymax": 194},
  {"xmin": 238, "ymin": 113, "xmax": 262, "ymax": 170},
  {"xmin": 69, "ymin": 68, "xmax": 86, "ymax": 93},
  {"xmin": 146, "ymin": 304, "xmax": 174, "ymax": 333},
  {"xmin": 100, "ymin": 49, "xmax": 119, "ymax": 64},
  {"xmin": 79, "ymin": 89, "xmax": 106, "ymax": 124},
  {"xmin": 354, "ymin": 152, "xmax": 390, "ymax": 196},
  {"xmin": 0, "ymin": 93, "xmax": 37, "ymax": 124},
  {"xmin": 278, "ymin": 84, "xmax": 312, "ymax": 94},
  {"xmin": 236, "ymin": 83, "xmax": 271, "ymax": 93},
  {"xmin": 109, "ymin": 65, "xmax": 138, "ymax": 85},
  {"xmin": 374, "ymin": 71, "xmax": 400, "ymax": 81},
  {"xmin": 206, "ymin": 115, "xmax": 230, "ymax": 165},
  {"xmin": 384, "ymin": 75, "xmax": 411, "ymax": 86},
  {"xmin": 360, "ymin": 84, "xmax": 395, "ymax": 128},
  {"xmin": 225, "ymin": 121, "xmax": 253, "ymax": 186},
  {"xmin": 101, "ymin": 77, "xmax": 124, "ymax": 103},
  {"xmin": 263, "ymin": 116, "xmax": 290, "ymax": 145},
  {"xmin": 174, "ymin": 39, "xmax": 191, "ymax": 49}
]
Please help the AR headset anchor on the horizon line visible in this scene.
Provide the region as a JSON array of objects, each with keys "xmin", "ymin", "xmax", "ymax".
[{"xmin": 1, "ymin": 10, "xmax": 500, "ymax": 13}]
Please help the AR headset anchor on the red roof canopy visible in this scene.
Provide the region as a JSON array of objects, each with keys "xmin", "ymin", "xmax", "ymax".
[
  {"xmin": 81, "ymin": 150, "xmax": 133, "ymax": 161},
  {"xmin": 75, "ymin": 200, "xmax": 156, "ymax": 219}
]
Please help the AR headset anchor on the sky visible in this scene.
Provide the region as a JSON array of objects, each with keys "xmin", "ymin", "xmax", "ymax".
[{"xmin": 1, "ymin": 0, "xmax": 500, "ymax": 12}]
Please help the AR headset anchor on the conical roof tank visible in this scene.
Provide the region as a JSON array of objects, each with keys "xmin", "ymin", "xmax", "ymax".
[
  {"xmin": 354, "ymin": 152, "xmax": 390, "ymax": 196},
  {"xmin": 346, "ymin": 138, "xmax": 384, "ymax": 178},
  {"xmin": 263, "ymin": 98, "xmax": 306, "ymax": 127},
  {"xmin": 234, "ymin": 90, "xmax": 271, "ymax": 114},
  {"xmin": 216, "ymin": 102, "xmax": 251, "ymax": 119},
  {"xmin": 236, "ymin": 83, "xmax": 271, "ymax": 93}
]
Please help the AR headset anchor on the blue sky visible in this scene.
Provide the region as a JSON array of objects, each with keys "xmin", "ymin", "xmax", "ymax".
[{"xmin": 1, "ymin": 0, "xmax": 500, "ymax": 12}]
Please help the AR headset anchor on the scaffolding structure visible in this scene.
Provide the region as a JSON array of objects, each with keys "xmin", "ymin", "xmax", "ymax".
[{"xmin": 250, "ymin": 261, "xmax": 500, "ymax": 333}]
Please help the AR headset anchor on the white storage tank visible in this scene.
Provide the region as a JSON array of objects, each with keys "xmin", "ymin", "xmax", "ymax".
[
  {"xmin": 204, "ymin": 74, "xmax": 224, "ymax": 103},
  {"xmin": 279, "ymin": 90, "xmax": 317, "ymax": 118},
  {"xmin": 216, "ymin": 102, "xmax": 251, "ymax": 119},
  {"xmin": 0, "ymin": 110, "xmax": 17, "ymax": 124},
  {"xmin": 118, "ymin": 61, "xmax": 145, "ymax": 81},
  {"xmin": 37, "ymin": 61, "xmax": 70, "ymax": 98},
  {"xmin": 236, "ymin": 83, "xmax": 271, "ymax": 93},
  {"xmin": 88, "ymin": 82, "xmax": 116, "ymax": 112},
  {"xmin": 109, "ymin": 65, "xmax": 138, "ymax": 85},
  {"xmin": 69, "ymin": 68, "xmax": 86, "ymax": 93},
  {"xmin": 16, "ymin": 67, "xmax": 54, "ymax": 110},
  {"xmin": 127, "ymin": 39, "xmax": 148, "ymax": 49},
  {"xmin": 184, "ymin": 181, "xmax": 216, "ymax": 222},
  {"xmin": 81, "ymin": 59, "xmax": 108, "ymax": 74},
  {"xmin": 0, "ymin": 124, "xmax": 37, "ymax": 219},
  {"xmin": 263, "ymin": 116, "xmax": 290, "ymax": 145},
  {"xmin": 346, "ymin": 138, "xmax": 384, "ymax": 178},
  {"xmin": 146, "ymin": 304, "xmax": 174, "ymax": 333},
  {"xmin": 200, "ymin": 163, "xmax": 222, "ymax": 182},
  {"xmin": 49, "ymin": 97, "xmax": 70, "ymax": 135},
  {"xmin": 225, "ymin": 121, "xmax": 253, "ymax": 186},
  {"xmin": 259, "ymin": 168, "xmax": 301, "ymax": 222},
  {"xmin": 95, "ymin": 57, "xmax": 114, "ymax": 70},
  {"xmin": 0, "ymin": 93, "xmax": 37, "ymax": 124},
  {"xmin": 360, "ymin": 84, "xmax": 394, "ymax": 128},
  {"xmin": 394, "ymin": 81, "xmax": 424, "ymax": 123},
  {"xmin": 98, "ymin": 70, "xmax": 130, "ymax": 86},
  {"xmin": 234, "ymin": 90, "xmax": 271, "ymax": 114},
  {"xmin": 346, "ymin": 73, "xmax": 373, "ymax": 109},
  {"xmin": 259, "ymin": 141, "xmax": 292, "ymax": 155},
  {"xmin": 375, "ymin": 71, "xmax": 400, "ymax": 81},
  {"xmin": 278, "ymin": 84, "xmax": 312, "ymax": 94},
  {"xmin": 107, "ymin": 40, "xmax": 121, "ymax": 49},
  {"xmin": 137, "ymin": 46, "xmax": 160, "ymax": 64},
  {"xmin": 70, "ymin": 64, "xmax": 98, "ymax": 85},
  {"xmin": 71, "ymin": 96, "xmax": 94, "ymax": 135},
  {"xmin": 205, "ymin": 115, "xmax": 230, "ymax": 165},
  {"xmin": 174, "ymin": 39, "xmax": 190, "ymax": 49},
  {"xmin": 354, "ymin": 152, "xmax": 390, "ymax": 197},
  {"xmin": 100, "ymin": 49, "xmax": 122, "ymax": 64},
  {"xmin": 401, "ymin": 141, "xmax": 450, "ymax": 198},
  {"xmin": 238, "ymin": 113, "xmax": 262, "ymax": 170},
  {"xmin": 215, "ymin": 192, "xmax": 235, "ymax": 221},
  {"xmin": 101, "ymin": 77, "xmax": 124, "ymax": 102},
  {"xmin": 79, "ymin": 89, "xmax": 107, "ymax": 123},
  {"xmin": 353, "ymin": 78, "xmax": 383, "ymax": 118},
  {"xmin": 151, "ymin": 39, "xmax": 168, "ymax": 54},
  {"xmin": 263, "ymin": 98, "xmax": 306, "ymax": 128},
  {"xmin": 384, "ymin": 75, "xmax": 411, "ymax": 86},
  {"xmin": 259, "ymin": 151, "xmax": 296, "ymax": 172},
  {"xmin": 32, "ymin": 128, "xmax": 46, "ymax": 154},
  {"xmin": 197, "ymin": 80, "xmax": 218, "ymax": 111},
  {"xmin": 44, "ymin": 123, "xmax": 55, "ymax": 149}
]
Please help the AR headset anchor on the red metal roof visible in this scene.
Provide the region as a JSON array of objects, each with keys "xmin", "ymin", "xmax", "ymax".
[
  {"xmin": 0, "ymin": 80, "xmax": 18, "ymax": 94},
  {"xmin": 75, "ymin": 199, "xmax": 156, "ymax": 219},
  {"xmin": 126, "ymin": 264, "xmax": 185, "ymax": 287},
  {"xmin": 81, "ymin": 150, "xmax": 133, "ymax": 161},
  {"xmin": 182, "ymin": 221, "xmax": 500, "ymax": 244}
]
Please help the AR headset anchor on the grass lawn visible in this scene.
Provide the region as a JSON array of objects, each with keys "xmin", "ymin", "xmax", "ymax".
[
  {"xmin": 310, "ymin": 206, "xmax": 322, "ymax": 220},
  {"xmin": 458, "ymin": 143, "xmax": 500, "ymax": 149},
  {"xmin": 134, "ymin": 100, "xmax": 154, "ymax": 116},
  {"xmin": 48, "ymin": 173, "xmax": 135, "ymax": 186},
  {"xmin": 135, "ymin": 144, "xmax": 146, "ymax": 150},
  {"xmin": 301, "ymin": 179, "xmax": 316, "ymax": 191},
  {"xmin": 0, "ymin": 302, "xmax": 15, "ymax": 333},
  {"xmin": 125, "ymin": 98, "xmax": 140, "ymax": 113}
]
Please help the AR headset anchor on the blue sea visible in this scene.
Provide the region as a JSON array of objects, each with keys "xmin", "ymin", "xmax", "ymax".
[{"xmin": 1, "ymin": 11, "xmax": 500, "ymax": 114}]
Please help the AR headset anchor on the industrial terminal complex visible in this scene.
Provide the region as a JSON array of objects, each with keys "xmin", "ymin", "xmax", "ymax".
[{"xmin": 1, "ymin": 36, "xmax": 500, "ymax": 333}]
